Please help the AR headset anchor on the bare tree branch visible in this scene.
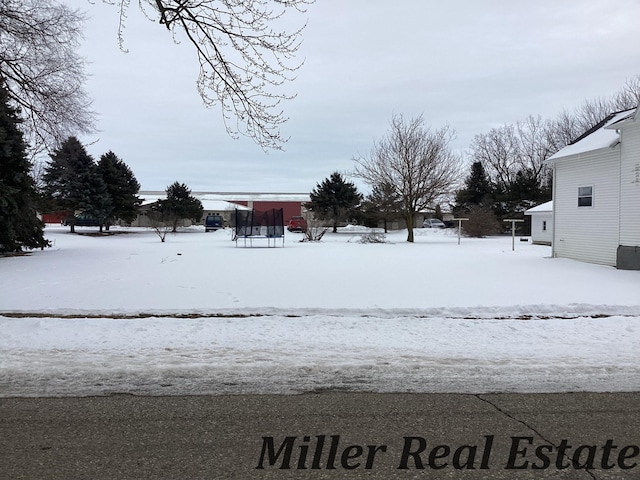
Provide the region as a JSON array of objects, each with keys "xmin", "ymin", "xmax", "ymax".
[
  {"xmin": 104, "ymin": 0, "xmax": 312, "ymax": 150},
  {"xmin": 0, "ymin": 0, "xmax": 96, "ymax": 156}
]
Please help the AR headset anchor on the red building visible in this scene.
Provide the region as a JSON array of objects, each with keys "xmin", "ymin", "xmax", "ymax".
[{"xmin": 226, "ymin": 194, "xmax": 309, "ymax": 224}]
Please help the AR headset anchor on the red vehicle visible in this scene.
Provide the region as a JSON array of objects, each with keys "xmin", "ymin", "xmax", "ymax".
[{"xmin": 287, "ymin": 216, "xmax": 308, "ymax": 232}]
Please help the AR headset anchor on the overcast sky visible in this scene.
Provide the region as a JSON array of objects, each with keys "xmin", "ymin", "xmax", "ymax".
[{"xmin": 66, "ymin": 0, "xmax": 640, "ymax": 194}]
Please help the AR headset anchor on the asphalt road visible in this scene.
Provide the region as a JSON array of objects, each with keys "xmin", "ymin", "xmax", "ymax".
[{"xmin": 1, "ymin": 392, "xmax": 639, "ymax": 479}]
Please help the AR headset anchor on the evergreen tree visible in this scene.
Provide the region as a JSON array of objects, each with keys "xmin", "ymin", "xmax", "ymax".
[
  {"xmin": 307, "ymin": 172, "xmax": 362, "ymax": 233},
  {"xmin": 510, "ymin": 168, "xmax": 548, "ymax": 208},
  {"xmin": 0, "ymin": 81, "xmax": 49, "ymax": 253},
  {"xmin": 97, "ymin": 151, "xmax": 141, "ymax": 228},
  {"xmin": 43, "ymin": 136, "xmax": 110, "ymax": 233},
  {"xmin": 455, "ymin": 161, "xmax": 494, "ymax": 212},
  {"xmin": 362, "ymin": 181, "xmax": 402, "ymax": 232},
  {"xmin": 154, "ymin": 182, "xmax": 203, "ymax": 232},
  {"xmin": 454, "ymin": 162, "xmax": 501, "ymax": 237}
]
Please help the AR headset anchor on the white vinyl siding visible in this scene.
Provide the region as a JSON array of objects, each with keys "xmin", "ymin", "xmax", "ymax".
[
  {"xmin": 529, "ymin": 212, "xmax": 553, "ymax": 245},
  {"xmin": 553, "ymin": 148, "xmax": 620, "ymax": 266},
  {"xmin": 619, "ymin": 120, "xmax": 640, "ymax": 246}
]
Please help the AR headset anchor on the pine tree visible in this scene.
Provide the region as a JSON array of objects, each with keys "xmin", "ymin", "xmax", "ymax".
[
  {"xmin": 154, "ymin": 182, "xmax": 203, "ymax": 232},
  {"xmin": 455, "ymin": 161, "xmax": 493, "ymax": 212},
  {"xmin": 43, "ymin": 137, "xmax": 110, "ymax": 233},
  {"xmin": 0, "ymin": 81, "xmax": 49, "ymax": 253},
  {"xmin": 307, "ymin": 172, "xmax": 362, "ymax": 233},
  {"xmin": 362, "ymin": 181, "xmax": 402, "ymax": 232},
  {"xmin": 454, "ymin": 162, "xmax": 500, "ymax": 237},
  {"xmin": 97, "ymin": 151, "xmax": 141, "ymax": 228}
]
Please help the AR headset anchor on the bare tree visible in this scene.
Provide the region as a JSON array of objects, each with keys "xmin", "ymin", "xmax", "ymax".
[
  {"xmin": 471, "ymin": 116, "xmax": 556, "ymax": 195},
  {"xmin": 549, "ymin": 75, "xmax": 640, "ymax": 150},
  {"xmin": 300, "ymin": 217, "xmax": 328, "ymax": 242},
  {"xmin": 613, "ymin": 75, "xmax": 640, "ymax": 109},
  {"xmin": 354, "ymin": 115, "xmax": 463, "ymax": 243},
  {"xmin": 547, "ymin": 109, "xmax": 580, "ymax": 153},
  {"xmin": 469, "ymin": 123, "xmax": 520, "ymax": 193},
  {"xmin": 572, "ymin": 97, "xmax": 614, "ymax": 135},
  {"xmin": 515, "ymin": 115, "xmax": 554, "ymax": 191},
  {"xmin": 107, "ymin": 0, "xmax": 312, "ymax": 150},
  {"xmin": 0, "ymin": 0, "xmax": 95, "ymax": 156},
  {"xmin": 147, "ymin": 213, "xmax": 172, "ymax": 242}
]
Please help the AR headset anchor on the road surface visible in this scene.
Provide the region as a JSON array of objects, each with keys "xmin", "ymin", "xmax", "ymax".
[{"xmin": 1, "ymin": 392, "xmax": 639, "ymax": 479}]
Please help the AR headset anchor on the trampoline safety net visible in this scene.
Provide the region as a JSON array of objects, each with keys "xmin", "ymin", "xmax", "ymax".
[{"xmin": 234, "ymin": 208, "xmax": 285, "ymax": 247}]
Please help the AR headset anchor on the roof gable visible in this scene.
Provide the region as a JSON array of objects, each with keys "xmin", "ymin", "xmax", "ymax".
[
  {"xmin": 547, "ymin": 107, "xmax": 636, "ymax": 162},
  {"xmin": 525, "ymin": 200, "xmax": 553, "ymax": 214}
]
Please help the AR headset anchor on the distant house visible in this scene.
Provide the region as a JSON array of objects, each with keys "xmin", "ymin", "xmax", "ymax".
[
  {"xmin": 525, "ymin": 201, "xmax": 553, "ymax": 246},
  {"xmin": 546, "ymin": 107, "xmax": 640, "ymax": 269}
]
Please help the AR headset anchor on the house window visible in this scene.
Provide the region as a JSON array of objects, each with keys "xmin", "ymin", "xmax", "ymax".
[
  {"xmin": 578, "ymin": 186, "xmax": 593, "ymax": 207},
  {"xmin": 542, "ymin": 220, "xmax": 547, "ymax": 231}
]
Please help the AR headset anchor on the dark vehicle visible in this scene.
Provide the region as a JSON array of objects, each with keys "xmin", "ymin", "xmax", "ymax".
[
  {"xmin": 205, "ymin": 214, "xmax": 224, "ymax": 232},
  {"xmin": 287, "ymin": 216, "xmax": 308, "ymax": 232},
  {"xmin": 64, "ymin": 213, "xmax": 100, "ymax": 227}
]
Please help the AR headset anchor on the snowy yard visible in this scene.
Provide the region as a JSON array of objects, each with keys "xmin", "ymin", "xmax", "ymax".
[{"xmin": 1, "ymin": 225, "xmax": 639, "ymax": 397}]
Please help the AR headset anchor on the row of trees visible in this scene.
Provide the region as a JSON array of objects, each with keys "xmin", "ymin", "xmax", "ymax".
[
  {"xmin": 454, "ymin": 76, "xmax": 640, "ymax": 236},
  {"xmin": 467, "ymin": 77, "xmax": 640, "ymax": 208},
  {"xmin": 41, "ymin": 134, "xmax": 204, "ymax": 236},
  {"xmin": 0, "ymin": 66, "xmax": 203, "ymax": 251},
  {"xmin": 42, "ymin": 137, "xmax": 142, "ymax": 233},
  {"xmin": 307, "ymin": 76, "xmax": 639, "ymax": 242},
  {"xmin": 306, "ymin": 116, "xmax": 463, "ymax": 243}
]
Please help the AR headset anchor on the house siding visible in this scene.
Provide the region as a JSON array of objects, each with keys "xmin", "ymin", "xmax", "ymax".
[
  {"xmin": 619, "ymin": 119, "xmax": 640, "ymax": 246},
  {"xmin": 529, "ymin": 213, "xmax": 553, "ymax": 245},
  {"xmin": 553, "ymin": 148, "xmax": 620, "ymax": 266}
]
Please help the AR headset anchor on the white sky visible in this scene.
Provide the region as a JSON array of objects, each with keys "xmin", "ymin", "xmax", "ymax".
[{"xmin": 66, "ymin": 0, "xmax": 640, "ymax": 193}]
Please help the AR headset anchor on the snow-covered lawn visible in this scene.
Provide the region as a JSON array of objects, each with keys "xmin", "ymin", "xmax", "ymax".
[{"xmin": 1, "ymin": 225, "xmax": 638, "ymax": 396}]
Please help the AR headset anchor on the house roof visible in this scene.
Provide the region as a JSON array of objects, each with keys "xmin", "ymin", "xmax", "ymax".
[
  {"xmin": 139, "ymin": 191, "xmax": 309, "ymax": 211},
  {"xmin": 546, "ymin": 107, "xmax": 637, "ymax": 162},
  {"xmin": 139, "ymin": 194, "xmax": 251, "ymax": 212},
  {"xmin": 140, "ymin": 191, "xmax": 310, "ymax": 204},
  {"xmin": 525, "ymin": 200, "xmax": 553, "ymax": 214}
]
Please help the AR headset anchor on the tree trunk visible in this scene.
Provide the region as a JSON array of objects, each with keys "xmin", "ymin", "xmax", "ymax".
[{"xmin": 405, "ymin": 213, "xmax": 415, "ymax": 242}]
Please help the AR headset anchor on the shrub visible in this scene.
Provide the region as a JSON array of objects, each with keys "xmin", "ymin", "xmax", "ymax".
[
  {"xmin": 462, "ymin": 205, "xmax": 501, "ymax": 238},
  {"xmin": 357, "ymin": 232, "xmax": 387, "ymax": 244}
]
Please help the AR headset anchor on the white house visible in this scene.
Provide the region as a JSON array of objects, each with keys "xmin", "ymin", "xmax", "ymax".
[
  {"xmin": 546, "ymin": 107, "xmax": 640, "ymax": 270},
  {"xmin": 525, "ymin": 201, "xmax": 553, "ymax": 246}
]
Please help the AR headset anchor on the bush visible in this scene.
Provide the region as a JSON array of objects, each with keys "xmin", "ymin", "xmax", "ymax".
[
  {"xmin": 357, "ymin": 232, "xmax": 387, "ymax": 244},
  {"xmin": 462, "ymin": 205, "xmax": 501, "ymax": 238},
  {"xmin": 300, "ymin": 218, "xmax": 328, "ymax": 242}
]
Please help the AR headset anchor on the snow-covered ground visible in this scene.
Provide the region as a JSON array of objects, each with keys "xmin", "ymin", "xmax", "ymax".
[{"xmin": 1, "ymin": 225, "xmax": 638, "ymax": 397}]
